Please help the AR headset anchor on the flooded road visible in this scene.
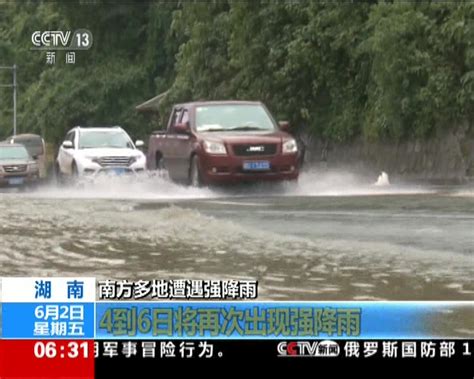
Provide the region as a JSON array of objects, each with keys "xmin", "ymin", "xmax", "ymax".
[{"xmin": 0, "ymin": 170, "xmax": 472, "ymax": 303}]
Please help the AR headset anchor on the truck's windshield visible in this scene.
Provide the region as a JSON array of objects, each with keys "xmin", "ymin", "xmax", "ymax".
[
  {"xmin": 79, "ymin": 130, "xmax": 134, "ymax": 149},
  {"xmin": 196, "ymin": 104, "xmax": 276, "ymax": 132}
]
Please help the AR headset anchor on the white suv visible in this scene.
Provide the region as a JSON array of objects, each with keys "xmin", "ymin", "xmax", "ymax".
[{"xmin": 56, "ymin": 126, "xmax": 146, "ymax": 179}]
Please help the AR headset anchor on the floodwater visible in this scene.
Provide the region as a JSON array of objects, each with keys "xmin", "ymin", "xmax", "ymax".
[
  {"xmin": 0, "ymin": 170, "xmax": 473, "ymax": 335},
  {"xmin": 1, "ymin": 169, "xmax": 472, "ymax": 299}
]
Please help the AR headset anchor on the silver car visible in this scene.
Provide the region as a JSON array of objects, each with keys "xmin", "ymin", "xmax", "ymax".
[
  {"xmin": 5, "ymin": 134, "xmax": 47, "ymax": 179},
  {"xmin": 0, "ymin": 143, "xmax": 40, "ymax": 187}
]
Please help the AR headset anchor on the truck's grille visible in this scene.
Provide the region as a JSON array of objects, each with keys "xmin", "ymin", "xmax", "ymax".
[
  {"xmin": 232, "ymin": 143, "xmax": 277, "ymax": 156},
  {"xmin": 3, "ymin": 164, "xmax": 27, "ymax": 173},
  {"xmin": 96, "ymin": 156, "xmax": 133, "ymax": 167}
]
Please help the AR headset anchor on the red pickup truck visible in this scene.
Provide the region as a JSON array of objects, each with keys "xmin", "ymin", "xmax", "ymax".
[{"xmin": 147, "ymin": 100, "xmax": 300, "ymax": 186}]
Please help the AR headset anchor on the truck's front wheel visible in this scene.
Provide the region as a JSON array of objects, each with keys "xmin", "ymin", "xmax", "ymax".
[
  {"xmin": 189, "ymin": 155, "xmax": 203, "ymax": 187},
  {"xmin": 155, "ymin": 152, "xmax": 165, "ymax": 170}
]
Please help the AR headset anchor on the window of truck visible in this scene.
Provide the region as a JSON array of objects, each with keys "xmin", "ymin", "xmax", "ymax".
[{"xmin": 195, "ymin": 104, "xmax": 276, "ymax": 132}]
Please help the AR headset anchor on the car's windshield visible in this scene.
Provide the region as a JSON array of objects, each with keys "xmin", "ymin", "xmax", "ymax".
[
  {"xmin": 79, "ymin": 130, "xmax": 134, "ymax": 149},
  {"xmin": 0, "ymin": 146, "xmax": 29, "ymax": 160},
  {"xmin": 195, "ymin": 104, "xmax": 276, "ymax": 132}
]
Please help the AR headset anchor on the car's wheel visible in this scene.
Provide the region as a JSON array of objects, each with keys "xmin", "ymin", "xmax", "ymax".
[
  {"xmin": 71, "ymin": 161, "xmax": 81, "ymax": 183},
  {"xmin": 189, "ymin": 155, "xmax": 202, "ymax": 187},
  {"xmin": 71, "ymin": 161, "xmax": 86, "ymax": 188},
  {"xmin": 54, "ymin": 162, "xmax": 65, "ymax": 185},
  {"xmin": 71, "ymin": 161, "xmax": 79, "ymax": 177}
]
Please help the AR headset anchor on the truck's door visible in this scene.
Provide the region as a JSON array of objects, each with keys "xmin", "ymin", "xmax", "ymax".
[
  {"xmin": 162, "ymin": 107, "xmax": 183, "ymax": 180},
  {"xmin": 173, "ymin": 108, "xmax": 195, "ymax": 181}
]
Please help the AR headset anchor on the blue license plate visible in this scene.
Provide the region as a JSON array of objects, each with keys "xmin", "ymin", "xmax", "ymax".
[
  {"xmin": 112, "ymin": 168, "xmax": 126, "ymax": 175},
  {"xmin": 8, "ymin": 177, "xmax": 24, "ymax": 185},
  {"xmin": 243, "ymin": 161, "xmax": 270, "ymax": 171}
]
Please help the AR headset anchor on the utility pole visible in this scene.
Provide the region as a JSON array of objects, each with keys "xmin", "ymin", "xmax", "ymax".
[
  {"xmin": 13, "ymin": 64, "xmax": 17, "ymax": 136},
  {"xmin": 0, "ymin": 64, "xmax": 18, "ymax": 136}
]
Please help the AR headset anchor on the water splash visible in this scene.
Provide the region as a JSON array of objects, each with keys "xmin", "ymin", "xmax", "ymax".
[
  {"xmin": 285, "ymin": 169, "xmax": 430, "ymax": 197},
  {"xmin": 374, "ymin": 171, "xmax": 390, "ymax": 186},
  {"xmin": 27, "ymin": 172, "xmax": 219, "ymax": 200},
  {"xmin": 9, "ymin": 168, "xmax": 434, "ymax": 200}
]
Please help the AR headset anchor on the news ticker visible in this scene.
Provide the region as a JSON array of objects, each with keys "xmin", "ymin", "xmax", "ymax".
[{"xmin": 0, "ymin": 277, "xmax": 472, "ymax": 376}]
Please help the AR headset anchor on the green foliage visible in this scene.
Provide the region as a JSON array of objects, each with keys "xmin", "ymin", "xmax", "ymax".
[
  {"xmin": 0, "ymin": 1, "xmax": 179, "ymax": 143},
  {"xmin": 0, "ymin": 1, "xmax": 472, "ymax": 144},
  {"xmin": 363, "ymin": 1, "xmax": 473, "ymax": 140},
  {"xmin": 169, "ymin": 1, "xmax": 473, "ymax": 141}
]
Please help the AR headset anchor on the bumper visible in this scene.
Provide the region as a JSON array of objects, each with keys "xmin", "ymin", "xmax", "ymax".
[
  {"xmin": 79, "ymin": 163, "xmax": 146, "ymax": 177},
  {"xmin": 83, "ymin": 167, "xmax": 146, "ymax": 176},
  {"xmin": 198, "ymin": 153, "xmax": 299, "ymax": 184},
  {"xmin": 0, "ymin": 173, "xmax": 39, "ymax": 187}
]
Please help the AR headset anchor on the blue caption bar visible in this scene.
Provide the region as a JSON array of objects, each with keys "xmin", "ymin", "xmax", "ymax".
[{"xmin": 95, "ymin": 302, "xmax": 443, "ymax": 340}]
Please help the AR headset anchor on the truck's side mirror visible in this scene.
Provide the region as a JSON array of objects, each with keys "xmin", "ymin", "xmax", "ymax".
[
  {"xmin": 174, "ymin": 122, "xmax": 190, "ymax": 134},
  {"xmin": 62, "ymin": 140, "xmax": 73, "ymax": 149},
  {"xmin": 135, "ymin": 140, "xmax": 144, "ymax": 147},
  {"xmin": 278, "ymin": 121, "xmax": 290, "ymax": 132}
]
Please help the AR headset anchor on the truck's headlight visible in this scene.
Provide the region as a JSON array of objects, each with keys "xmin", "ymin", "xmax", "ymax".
[
  {"xmin": 282, "ymin": 139, "xmax": 298, "ymax": 154},
  {"xmin": 203, "ymin": 141, "xmax": 227, "ymax": 155}
]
